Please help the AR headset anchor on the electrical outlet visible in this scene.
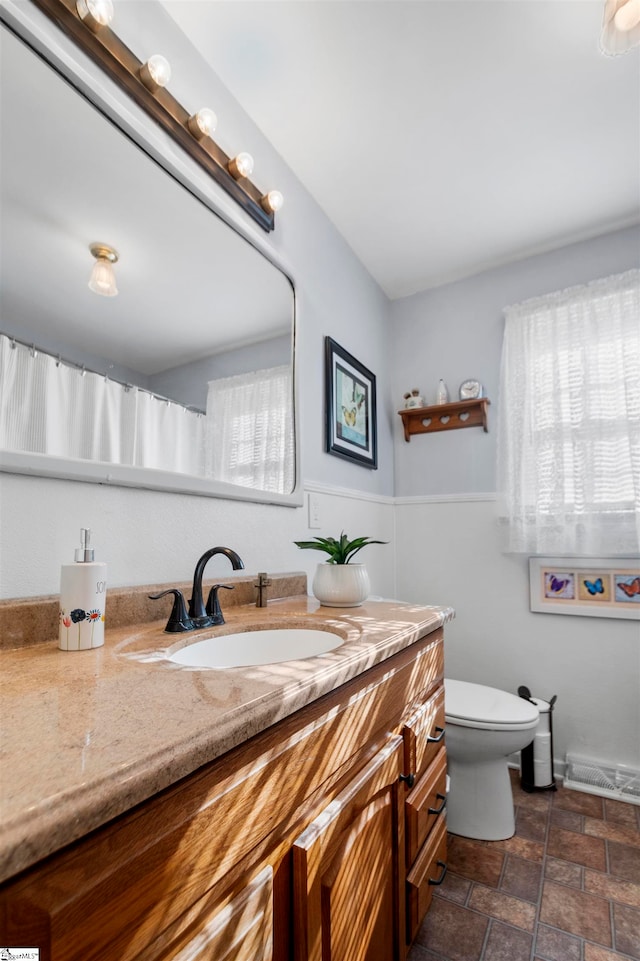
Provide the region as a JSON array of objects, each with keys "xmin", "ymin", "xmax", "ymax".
[{"xmin": 308, "ymin": 493, "xmax": 321, "ymax": 529}]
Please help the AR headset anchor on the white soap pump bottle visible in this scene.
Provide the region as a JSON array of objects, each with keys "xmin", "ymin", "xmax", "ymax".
[{"xmin": 59, "ymin": 528, "xmax": 107, "ymax": 651}]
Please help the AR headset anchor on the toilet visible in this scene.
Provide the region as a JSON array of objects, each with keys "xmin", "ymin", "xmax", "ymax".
[{"xmin": 444, "ymin": 678, "xmax": 540, "ymax": 841}]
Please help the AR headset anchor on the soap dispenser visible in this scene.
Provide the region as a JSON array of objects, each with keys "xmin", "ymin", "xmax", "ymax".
[{"xmin": 59, "ymin": 528, "xmax": 107, "ymax": 651}]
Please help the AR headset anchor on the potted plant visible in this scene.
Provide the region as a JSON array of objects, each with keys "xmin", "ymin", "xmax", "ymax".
[{"xmin": 294, "ymin": 533, "xmax": 387, "ymax": 607}]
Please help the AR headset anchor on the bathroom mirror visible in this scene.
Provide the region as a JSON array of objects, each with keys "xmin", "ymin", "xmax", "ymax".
[{"xmin": 0, "ymin": 20, "xmax": 300, "ymax": 506}]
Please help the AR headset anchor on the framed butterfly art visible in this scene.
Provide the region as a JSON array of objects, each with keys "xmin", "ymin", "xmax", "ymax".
[
  {"xmin": 529, "ymin": 557, "xmax": 640, "ymax": 620},
  {"xmin": 325, "ymin": 337, "xmax": 378, "ymax": 469}
]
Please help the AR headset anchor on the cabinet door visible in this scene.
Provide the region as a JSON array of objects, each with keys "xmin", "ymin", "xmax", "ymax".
[
  {"xmin": 167, "ymin": 866, "xmax": 273, "ymax": 961},
  {"xmin": 292, "ymin": 735, "xmax": 405, "ymax": 961}
]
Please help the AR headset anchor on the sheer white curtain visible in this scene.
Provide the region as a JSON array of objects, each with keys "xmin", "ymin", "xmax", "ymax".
[
  {"xmin": 204, "ymin": 365, "xmax": 294, "ymax": 493},
  {"xmin": 0, "ymin": 335, "xmax": 204, "ymax": 474},
  {"xmin": 497, "ymin": 269, "xmax": 640, "ymax": 555}
]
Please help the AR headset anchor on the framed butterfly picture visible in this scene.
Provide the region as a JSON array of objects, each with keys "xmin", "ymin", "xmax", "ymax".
[
  {"xmin": 529, "ymin": 557, "xmax": 640, "ymax": 620},
  {"xmin": 325, "ymin": 337, "xmax": 378, "ymax": 469}
]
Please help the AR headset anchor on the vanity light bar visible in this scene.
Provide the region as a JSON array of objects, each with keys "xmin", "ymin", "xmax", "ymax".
[{"xmin": 34, "ymin": 0, "xmax": 279, "ymax": 232}]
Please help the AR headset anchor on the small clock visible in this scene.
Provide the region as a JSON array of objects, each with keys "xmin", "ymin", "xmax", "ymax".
[{"xmin": 459, "ymin": 379, "xmax": 483, "ymax": 400}]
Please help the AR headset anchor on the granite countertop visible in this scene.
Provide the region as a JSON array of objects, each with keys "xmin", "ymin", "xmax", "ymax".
[{"xmin": 0, "ymin": 592, "xmax": 453, "ymax": 885}]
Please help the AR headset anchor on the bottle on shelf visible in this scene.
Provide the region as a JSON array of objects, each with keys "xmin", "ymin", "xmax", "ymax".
[{"xmin": 436, "ymin": 379, "xmax": 449, "ymax": 405}]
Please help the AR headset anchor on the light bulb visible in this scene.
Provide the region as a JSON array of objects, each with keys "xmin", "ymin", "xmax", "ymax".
[
  {"xmin": 261, "ymin": 189, "xmax": 284, "ymax": 213},
  {"xmin": 140, "ymin": 54, "xmax": 171, "ymax": 91},
  {"xmin": 614, "ymin": 0, "xmax": 640, "ymax": 30},
  {"xmin": 76, "ymin": 0, "xmax": 114, "ymax": 28},
  {"xmin": 229, "ymin": 152, "xmax": 254, "ymax": 180},
  {"xmin": 602, "ymin": 0, "xmax": 640, "ymax": 52},
  {"xmin": 187, "ymin": 108, "xmax": 218, "ymax": 140},
  {"xmin": 88, "ymin": 243, "xmax": 118, "ymax": 297},
  {"xmin": 89, "ymin": 259, "xmax": 118, "ymax": 297}
]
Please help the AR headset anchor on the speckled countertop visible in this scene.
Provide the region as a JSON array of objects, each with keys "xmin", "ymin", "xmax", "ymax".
[{"xmin": 0, "ymin": 582, "xmax": 453, "ymax": 885}]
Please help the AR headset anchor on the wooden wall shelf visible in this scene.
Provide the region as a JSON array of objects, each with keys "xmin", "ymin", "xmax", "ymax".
[{"xmin": 399, "ymin": 398, "xmax": 490, "ymax": 441}]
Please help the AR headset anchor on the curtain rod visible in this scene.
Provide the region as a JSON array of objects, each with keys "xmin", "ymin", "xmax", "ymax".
[{"xmin": 1, "ymin": 332, "xmax": 205, "ymax": 416}]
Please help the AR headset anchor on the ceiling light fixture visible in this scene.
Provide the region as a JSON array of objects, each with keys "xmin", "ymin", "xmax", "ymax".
[
  {"xmin": 601, "ymin": 0, "xmax": 640, "ymax": 54},
  {"xmin": 32, "ymin": 0, "xmax": 282, "ymax": 231},
  {"xmin": 139, "ymin": 54, "xmax": 172, "ymax": 92},
  {"xmin": 187, "ymin": 108, "xmax": 218, "ymax": 140},
  {"xmin": 76, "ymin": 0, "xmax": 113, "ymax": 30},
  {"xmin": 88, "ymin": 243, "xmax": 119, "ymax": 297}
]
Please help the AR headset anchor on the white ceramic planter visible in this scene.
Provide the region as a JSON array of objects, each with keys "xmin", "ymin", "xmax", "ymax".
[{"xmin": 312, "ymin": 563, "xmax": 370, "ymax": 608}]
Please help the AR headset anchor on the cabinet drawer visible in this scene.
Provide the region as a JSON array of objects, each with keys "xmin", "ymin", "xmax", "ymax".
[
  {"xmin": 405, "ymin": 747, "xmax": 447, "ymax": 867},
  {"xmin": 406, "ymin": 816, "xmax": 447, "ymax": 944},
  {"xmin": 403, "ymin": 685, "xmax": 445, "ymax": 782}
]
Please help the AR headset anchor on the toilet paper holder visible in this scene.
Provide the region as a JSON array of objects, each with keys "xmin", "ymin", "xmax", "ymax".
[{"xmin": 518, "ymin": 685, "xmax": 558, "ymax": 793}]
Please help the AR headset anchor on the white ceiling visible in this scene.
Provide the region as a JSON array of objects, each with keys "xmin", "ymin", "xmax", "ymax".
[{"xmin": 163, "ymin": 0, "xmax": 640, "ymax": 299}]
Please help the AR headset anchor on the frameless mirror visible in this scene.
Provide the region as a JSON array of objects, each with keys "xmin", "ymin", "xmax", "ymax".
[{"xmin": 0, "ymin": 23, "xmax": 299, "ymax": 505}]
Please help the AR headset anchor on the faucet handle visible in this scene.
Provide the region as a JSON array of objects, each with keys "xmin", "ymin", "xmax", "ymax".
[
  {"xmin": 205, "ymin": 584, "xmax": 234, "ymax": 625},
  {"xmin": 148, "ymin": 589, "xmax": 195, "ymax": 634},
  {"xmin": 255, "ymin": 572, "xmax": 272, "ymax": 608}
]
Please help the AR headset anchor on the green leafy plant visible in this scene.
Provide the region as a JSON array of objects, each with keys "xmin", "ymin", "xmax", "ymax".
[{"xmin": 294, "ymin": 532, "xmax": 387, "ymax": 565}]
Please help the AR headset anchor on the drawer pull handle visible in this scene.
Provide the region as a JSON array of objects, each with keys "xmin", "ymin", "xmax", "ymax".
[
  {"xmin": 427, "ymin": 726, "xmax": 445, "ymax": 744},
  {"xmin": 428, "ymin": 861, "xmax": 448, "ymax": 886},
  {"xmin": 400, "ymin": 772, "xmax": 416, "ymax": 789},
  {"xmin": 428, "ymin": 793, "xmax": 447, "ymax": 816}
]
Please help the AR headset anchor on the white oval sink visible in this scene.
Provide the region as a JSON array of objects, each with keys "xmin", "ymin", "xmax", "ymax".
[{"xmin": 168, "ymin": 628, "xmax": 344, "ymax": 668}]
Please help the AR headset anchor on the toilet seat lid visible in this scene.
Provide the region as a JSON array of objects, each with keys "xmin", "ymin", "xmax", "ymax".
[{"xmin": 444, "ymin": 678, "xmax": 539, "ymax": 727}]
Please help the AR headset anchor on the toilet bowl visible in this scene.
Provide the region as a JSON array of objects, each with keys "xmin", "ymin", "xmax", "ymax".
[{"xmin": 444, "ymin": 678, "xmax": 540, "ymax": 841}]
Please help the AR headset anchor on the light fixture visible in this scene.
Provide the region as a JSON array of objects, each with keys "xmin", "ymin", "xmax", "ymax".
[
  {"xmin": 601, "ymin": 0, "xmax": 640, "ymax": 54},
  {"xmin": 139, "ymin": 54, "xmax": 171, "ymax": 92},
  {"xmin": 39, "ymin": 0, "xmax": 281, "ymax": 230},
  {"xmin": 261, "ymin": 190, "xmax": 284, "ymax": 213},
  {"xmin": 187, "ymin": 108, "xmax": 218, "ymax": 141},
  {"xmin": 228, "ymin": 152, "xmax": 254, "ymax": 180},
  {"xmin": 76, "ymin": 0, "xmax": 113, "ymax": 30},
  {"xmin": 88, "ymin": 243, "xmax": 118, "ymax": 297}
]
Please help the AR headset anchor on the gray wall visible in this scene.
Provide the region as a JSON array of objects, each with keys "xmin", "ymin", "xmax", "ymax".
[
  {"xmin": 149, "ymin": 333, "xmax": 292, "ymax": 410},
  {"xmin": 392, "ymin": 224, "xmax": 640, "ymax": 497},
  {"xmin": 393, "ymin": 225, "xmax": 640, "ymax": 770}
]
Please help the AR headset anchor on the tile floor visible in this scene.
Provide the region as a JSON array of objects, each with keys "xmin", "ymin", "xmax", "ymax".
[{"xmin": 408, "ymin": 771, "xmax": 640, "ymax": 961}]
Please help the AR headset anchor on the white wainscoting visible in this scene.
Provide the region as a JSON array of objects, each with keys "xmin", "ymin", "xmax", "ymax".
[{"xmin": 395, "ymin": 495, "xmax": 640, "ymax": 775}]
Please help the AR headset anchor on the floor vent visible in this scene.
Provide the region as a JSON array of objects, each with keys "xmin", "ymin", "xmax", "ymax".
[{"xmin": 564, "ymin": 753, "xmax": 640, "ymax": 806}]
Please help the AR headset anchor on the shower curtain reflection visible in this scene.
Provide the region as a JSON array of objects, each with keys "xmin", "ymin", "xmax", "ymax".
[{"xmin": 0, "ymin": 336, "xmax": 204, "ymax": 475}]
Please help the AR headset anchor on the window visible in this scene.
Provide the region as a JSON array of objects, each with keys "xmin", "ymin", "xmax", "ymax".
[
  {"xmin": 497, "ymin": 270, "xmax": 640, "ymax": 555},
  {"xmin": 204, "ymin": 365, "xmax": 294, "ymax": 494}
]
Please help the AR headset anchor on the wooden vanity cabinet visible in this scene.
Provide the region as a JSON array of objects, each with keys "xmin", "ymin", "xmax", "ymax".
[{"xmin": 0, "ymin": 628, "xmax": 446, "ymax": 961}]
